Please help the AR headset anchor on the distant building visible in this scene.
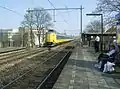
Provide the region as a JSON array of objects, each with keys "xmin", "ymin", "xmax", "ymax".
[
  {"xmin": 19, "ymin": 27, "xmax": 48, "ymax": 47},
  {"xmin": 0, "ymin": 29, "xmax": 13, "ymax": 40},
  {"xmin": 0, "ymin": 28, "xmax": 50, "ymax": 47},
  {"xmin": 32, "ymin": 28, "xmax": 48, "ymax": 46},
  {"xmin": 0, "ymin": 29, "xmax": 13, "ymax": 47}
]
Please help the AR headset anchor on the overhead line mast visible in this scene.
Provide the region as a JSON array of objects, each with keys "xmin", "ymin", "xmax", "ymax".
[{"xmin": 27, "ymin": 6, "xmax": 84, "ymax": 43}]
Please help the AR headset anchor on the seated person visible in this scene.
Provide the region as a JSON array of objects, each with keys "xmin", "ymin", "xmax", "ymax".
[
  {"xmin": 102, "ymin": 41, "xmax": 120, "ymax": 73},
  {"xmin": 97, "ymin": 44, "xmax": 119, "ymax": 71},
  {"xmin": 103, "ymin": 61, "xmax": 115, "ymax": 73},
  {"xmin": 104, "ymin": 42, "xmax": 111, "ymax": 53},
  {"xmin": 98, "ymin": 45, "xmax": 116, "ymax": 63}
]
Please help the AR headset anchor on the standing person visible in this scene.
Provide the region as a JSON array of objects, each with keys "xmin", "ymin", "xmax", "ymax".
[
  {"xmin": 113, "ymin": 40, "xmax": 119, "ymax": 52},
  {"xmin": 94, "ymin": 36, "xmax": 100, "ymax": 52}
]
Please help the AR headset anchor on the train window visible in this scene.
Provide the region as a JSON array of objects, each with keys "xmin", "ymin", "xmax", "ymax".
[{"xmin": 48, "ymin": 30, "xmax": 54, "ymax": 32}]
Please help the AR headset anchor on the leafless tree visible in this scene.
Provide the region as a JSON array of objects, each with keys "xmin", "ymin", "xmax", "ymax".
[
  {"xmin": 85, "ymin": 20, "xmax": 102, "ymax": 33},
  {"xmin": 21, "ymin": 11, "xmax": 35, "ymax": 48},
  {"xmin": 21, "ymin": 8, "xmax": 52, "ymax": 47},
  {"xmin": 33, "ymin": 8, "xmax": 52, "ymax": 47},
  {"xmin": 94, "ymin": 0, "xmax": 120, "ymax": 26}
]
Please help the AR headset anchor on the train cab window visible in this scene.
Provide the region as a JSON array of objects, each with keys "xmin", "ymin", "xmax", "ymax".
[{"xmin": 48, "ymin": 30, "xmax": 54, "ymax": 32}]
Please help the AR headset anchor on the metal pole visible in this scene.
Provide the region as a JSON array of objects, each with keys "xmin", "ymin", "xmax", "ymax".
[
  {"xmin": 80, "ymin": 5, "xmax": 83, "ymax": 46},
  {"xmin": 27, "ymin": 9, "xmax": 31, "ymax": 48},
  {"xmin": 53, "ymin": 10, "xmax": 56, "ymax": 22},
  {"xmin": 101, "ymin": 14, "xmax": 103, "ymax": 52},
  {"xmin": 80, "ymin": 5, "xmax": 82, "ymax": 41},
  {"xmin": 22, "ymin": 27, "xmax": 25, "ymax": 47}
]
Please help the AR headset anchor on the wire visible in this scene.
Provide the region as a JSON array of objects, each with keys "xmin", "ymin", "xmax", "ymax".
[
  {"xmin": 0, "ymin": 5, "xmax": 23, "ymax": 16},
  {"xmin": 47, "ymin": 0, "xmax": 55, "ymax": 8},
  {"xmin": 47, "ymin": 0, "xmax": 69, "ymax": 24}
]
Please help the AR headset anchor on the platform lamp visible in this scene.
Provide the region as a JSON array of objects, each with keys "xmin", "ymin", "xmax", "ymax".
[{"xmin": 86, "ymin": 13, "xmax": 104, "ymax": 52}]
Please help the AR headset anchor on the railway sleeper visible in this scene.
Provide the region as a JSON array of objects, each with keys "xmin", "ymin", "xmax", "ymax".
[
  {"xmin": 0, "ymin": 45, "xmax": 74, "ymax": 89},
  {"xmin": 37, "ymin": 50, "xmax": 72, "ymax": 89}
]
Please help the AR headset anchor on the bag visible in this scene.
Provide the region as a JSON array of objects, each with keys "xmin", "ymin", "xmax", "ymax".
[{"xmin": 103, "ymin": 62, "xmax": 115, "ymax": 73}]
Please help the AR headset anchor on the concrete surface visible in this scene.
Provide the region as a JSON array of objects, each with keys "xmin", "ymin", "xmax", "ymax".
[{"xmin": 52, "ymin": 45, "xmax": 120, "ymax": 89}]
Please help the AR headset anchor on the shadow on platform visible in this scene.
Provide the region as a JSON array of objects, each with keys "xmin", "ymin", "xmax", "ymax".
[{"xmin": 69, "ymin": 58, "xmax": 120, "ymax": 79}]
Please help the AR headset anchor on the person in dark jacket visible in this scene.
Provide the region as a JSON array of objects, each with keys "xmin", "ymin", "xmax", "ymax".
[{"xmin": 98, "ymin": 42, "xmax": 119, "ymax": 71}]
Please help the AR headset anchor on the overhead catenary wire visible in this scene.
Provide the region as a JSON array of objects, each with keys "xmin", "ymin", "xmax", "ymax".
[
  {"xmin": 47, "ymin": 0, "xmax": 69, "ymax": 24},
  {"xmin": 0, "ymin": 5, "xmax": 23, "ymax": 16}
]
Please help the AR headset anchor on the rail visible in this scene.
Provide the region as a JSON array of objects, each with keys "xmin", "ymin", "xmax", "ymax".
[
  {"xmin": 0, "ymin": 47, "xmax": 25, "ymax": 54},
  {"xmin": 36, "ymin": 46, "xmax": 74, "ymax": 89},
  {"xmin": 1, "ymin": 45, "xmax": 74, "ymax": 89}
]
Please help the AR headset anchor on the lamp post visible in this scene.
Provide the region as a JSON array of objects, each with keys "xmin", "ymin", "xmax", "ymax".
[{"xmin": 86, "ymin": 14, "xmax": 103, "ymax": 52}]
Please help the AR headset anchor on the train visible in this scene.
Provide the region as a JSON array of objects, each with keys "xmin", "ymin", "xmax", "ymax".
[{"xmin": 44, "ymin": 30, "xmax": 73, "ymax": 46}]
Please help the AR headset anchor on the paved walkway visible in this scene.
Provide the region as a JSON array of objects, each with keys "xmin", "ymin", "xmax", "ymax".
[{"xmin": 52, "ymin": 45, "xmax": 120, "ymax": 89}]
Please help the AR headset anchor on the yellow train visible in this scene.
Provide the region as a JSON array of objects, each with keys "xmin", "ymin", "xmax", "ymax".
[{"xmin": 44, "ymin": 30, "xmax": 72, "ymax": 46}]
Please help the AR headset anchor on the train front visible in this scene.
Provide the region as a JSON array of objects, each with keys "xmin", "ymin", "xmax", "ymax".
[
  {"xmin": 45, "ymin": 30, "xmax": 57, "ymax": 46},
  {"xmin": 45, "ymin": 29, "xmax": 73, "ymax": 46}
]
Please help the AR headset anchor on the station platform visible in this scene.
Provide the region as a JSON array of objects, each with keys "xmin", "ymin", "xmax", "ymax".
[{"xmin": 52, "ymin": 45, "xmax": 120, "ymax": 89}]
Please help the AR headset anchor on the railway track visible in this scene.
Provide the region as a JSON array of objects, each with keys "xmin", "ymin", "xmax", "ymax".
[
  {"xmin": 36, "ymin": 46, "xmax": 74, "ymax": 89},
  {"xmin": 0, "ymin": 48, "xmax": 25, "ymax": 54},
  {"xmin": 0, "ymin": 43, "xmax": 69, "ymax": 74},
  {"xmin": 0, "ymin": 44, "xmax": 67, "ymax": 68},
  {"xmin": 0, "ymin": 42, "xmax": 75, "ymax": 89},
  {"xmin": 0, "ymin": 48, "xmax": 45, "ymax": 60},
  {"xmin": 0, "ymin": 48, "xmax": 47, "ymax": 71},
  {"xmin": 0, "ymin": 49, "xmax": 59, "ymax": 88},
  {"xmin": 0, "ymin": 49, "xmax": 26, "ymax": 60},
  {"xmin": 0, "ymin": 48, "xmax": 44, "ymax": 64}
]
